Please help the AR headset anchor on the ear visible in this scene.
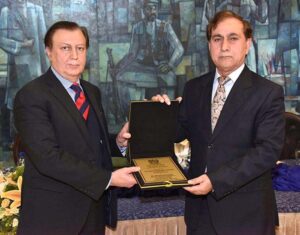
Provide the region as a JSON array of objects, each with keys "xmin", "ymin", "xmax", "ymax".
[
  {"xmin": 45, "ymin": 47, "xmax": 52, "ymax": 60},
  {"xmin": 245, "ymin": 38, "xmax": 252, "ymax": 55}
]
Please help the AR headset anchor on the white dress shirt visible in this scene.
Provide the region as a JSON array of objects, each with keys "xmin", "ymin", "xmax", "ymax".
[{"xmin": 211, "ymin": 63, "xmax": 245, "ymax": 102}]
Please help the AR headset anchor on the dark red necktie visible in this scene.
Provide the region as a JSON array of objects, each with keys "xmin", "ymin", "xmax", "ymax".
[{"xmin": 70, "ymin": 83, "xmax": 90, "ymax": 120}]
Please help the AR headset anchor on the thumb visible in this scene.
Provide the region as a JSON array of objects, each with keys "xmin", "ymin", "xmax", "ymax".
[
  {"xmin": 176, "ymin": 97, "xmax": 182, "ymax": 103},
  {"xmin": 188, "ymin": 176, "xmax": 203, "ymax": 185},
  {"xmin": 121, "ymin": 122, "xmax": 129, "ymax": 132},
  {"xmin": 122, "ymin": 132, "xmax": 131, "ymax": 139},
  {"xmin": 126, "ymin": 166, "xmax": 140, "ymax": 173}
]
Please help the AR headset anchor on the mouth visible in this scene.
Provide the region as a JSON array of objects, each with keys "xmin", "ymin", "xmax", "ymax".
[
  {"xmin": 68, "ymin": 64, "xmax": 80, "ymax": 68},
  {"xmin": 148, "ymin": 14, "xmax": 157, "ymax": 21},
  {"xmin": 219, "ymin": 56, "xmax": 232, "ymax": 59}
]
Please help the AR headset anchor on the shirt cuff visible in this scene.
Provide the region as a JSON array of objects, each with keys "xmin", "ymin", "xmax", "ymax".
[{"xmin": 105, "ymin": 175, "xmax": 112, "ymax": 189}]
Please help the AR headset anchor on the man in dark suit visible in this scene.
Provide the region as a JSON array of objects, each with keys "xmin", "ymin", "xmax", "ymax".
[
  {"xmin": 153, "ymin": 10, "xmax": 285, "ymax": 235},
  {"xmin": 13, "ymin": 21, "xmax": 139, "ymax": 235}
]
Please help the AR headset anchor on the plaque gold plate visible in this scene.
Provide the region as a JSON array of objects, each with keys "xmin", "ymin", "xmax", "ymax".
[{"xmin": 132, "ymin": 156, "xmax": 189, "ymax": 189}]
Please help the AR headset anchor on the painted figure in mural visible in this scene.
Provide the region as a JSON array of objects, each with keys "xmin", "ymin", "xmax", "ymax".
[
  {"xmin": 13, "ymin": 21, "xmax": 139, "ymax": 235},
  {"xmin": 202, "ymin": 0, "xmax": 268, "ymax": 72},
  {"xmin": 113, "ymin": 0, "xmax": 184, "ymax": 120},
  {"xmin": 0, "ymin": 0, "xmax": 48, "ymax": 145},
  {"xmin": 153, "ymin": 10, "xmax": 284, "ymax": 235}
]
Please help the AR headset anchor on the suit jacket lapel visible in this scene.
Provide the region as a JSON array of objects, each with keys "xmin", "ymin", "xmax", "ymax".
[
  {"xmin": 81, "ymin": 82, "xmax": 111, "ymax": 155},
  {"xmin": 211, "ymin": 66, "xmax": 253, "ymax": 141},
  {"xmin": 44, "ymin": 69, "xmax": 93, "ymax": 152},
  {"xmin": 202, "ymin": 75, "xmax": 214, "ymax": 140}
]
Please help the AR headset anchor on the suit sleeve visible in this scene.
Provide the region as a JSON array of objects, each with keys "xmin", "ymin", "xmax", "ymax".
[
  {"xmin": 13, "ymin": 84, "xmax": 111, "ymax": 201},
  {"xmin": 207, "ymin": 84, "xmax": 285, "ymax": 200}
]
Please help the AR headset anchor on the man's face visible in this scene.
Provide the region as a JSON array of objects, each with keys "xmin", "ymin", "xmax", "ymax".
[
  {"xmin": 46, "ymin": 29, "xmax": 87, "ymax": 82},
  {"xmin": 208, "ymin": 17, "xmax": 251, "ymax": 76},
  {"xmin": 143, "ymin": 3, "xmax": 158, "ymax": 22}
]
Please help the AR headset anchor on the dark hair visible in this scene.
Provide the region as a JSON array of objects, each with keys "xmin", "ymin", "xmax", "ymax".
[
  {"xmin": 206, "ymin": 10, "xmax": 252, "ymax": 41},
  {"xmin": 44, "ymin": 21, "xmax": 89, "ymax": 49}
]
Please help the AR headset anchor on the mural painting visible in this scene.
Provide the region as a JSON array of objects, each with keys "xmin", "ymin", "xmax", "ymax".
[{"xmin": 0, "ymin": 0, "xmax": 299, "ymax": 166}]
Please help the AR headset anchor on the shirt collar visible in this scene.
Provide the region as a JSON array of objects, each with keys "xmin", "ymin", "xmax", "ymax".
[
  {"xmin": 51, "ymin": 67, "xmax": 81, "ymax": 89},
  {"xmin": 214, "ymin": 63, "xmax": 245, "ymax": 83}
]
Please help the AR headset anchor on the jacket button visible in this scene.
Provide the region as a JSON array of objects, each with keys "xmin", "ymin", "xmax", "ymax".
[{"xmin": 208, "ymin": 144, "xmax": 213, "ymax": 149}]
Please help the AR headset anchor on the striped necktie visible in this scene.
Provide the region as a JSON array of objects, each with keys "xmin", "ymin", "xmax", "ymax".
[
  {"xmin": 211, "ymin": 76, "xmax": 231, "ymax": 131},
  {"xmin": 70, "ymin": 83, "xmax": 90, "ymax": 120}
]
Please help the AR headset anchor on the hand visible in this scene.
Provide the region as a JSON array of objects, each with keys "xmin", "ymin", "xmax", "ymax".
[
  {"xmin": 116, "ymin": 122, "xmax": 131, "ymax": 147},
  {"xmin": 151, "ymin": 94, "xmax": 182, "ymax": 105},
  {"xmin": 22, "ymin": 39, "xmax": 34, "ymax": 48},
  {"xmin": 110, "ymin": 166, "xmax": 140, "ymax": 188},
  {"xmin": 183, "ymin": 174, "xmax": 213, "ymax": 195},
  {"xmin": 158, "ymin": 62, "xmax": 172, "ymax": 74}
]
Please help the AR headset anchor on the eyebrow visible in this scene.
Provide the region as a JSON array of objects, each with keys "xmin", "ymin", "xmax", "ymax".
[
  {"xmin": 211, "ymin": 33, "xmax": 240, "ymax": 38},
  {"xmin": 57, "ymin": 43, "xmax": 86, "ymax": 47}
]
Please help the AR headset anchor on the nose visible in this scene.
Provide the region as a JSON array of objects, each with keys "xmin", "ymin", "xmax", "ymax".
[
  {"xmin": 221, "ymin": 38, "xmax": 229, "ymax": 51},
  {"xmin": 70, "ymin": 47, "xmax": 78, "ymax": 59},
  {"xmin": 150, "ymin": 6, "xmax": 156, "ymax": 14}
]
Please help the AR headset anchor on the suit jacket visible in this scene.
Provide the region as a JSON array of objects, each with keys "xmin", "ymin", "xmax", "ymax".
[
  {"xmin": 178, "ymin": 66, "xmax": 285, "ymax": 235},
  {"xmin": 13, "ymin": 69, "xmax": 119, "ymax": 235}
]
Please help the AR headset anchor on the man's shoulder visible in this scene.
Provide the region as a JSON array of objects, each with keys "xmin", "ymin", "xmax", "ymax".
[
  {"xmin": 19, "ymin": 78, "xmax": 41, "ymax": 94},
  {"xmin": 80, "ymin": 79, "xmax": 101, "ymax": 95},
  {"xmin": 15, "ymin": 79, "xmax": 44, "ymax": 104},
  {"xmin": 18, "ymin": 70, "xmax": 51, "ymax": 93},
  {"xmin": 250, "ymin": 70, "xmax": 283, "ymax": 91},
  {"xmin": 80, "ymin": 79, "xmax": 98, "ymax": 90}
]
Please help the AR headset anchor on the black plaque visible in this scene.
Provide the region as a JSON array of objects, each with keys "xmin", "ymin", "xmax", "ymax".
[{"xmin": 129, "ymin": 101, "xmax": 189, "ymax": 189}]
